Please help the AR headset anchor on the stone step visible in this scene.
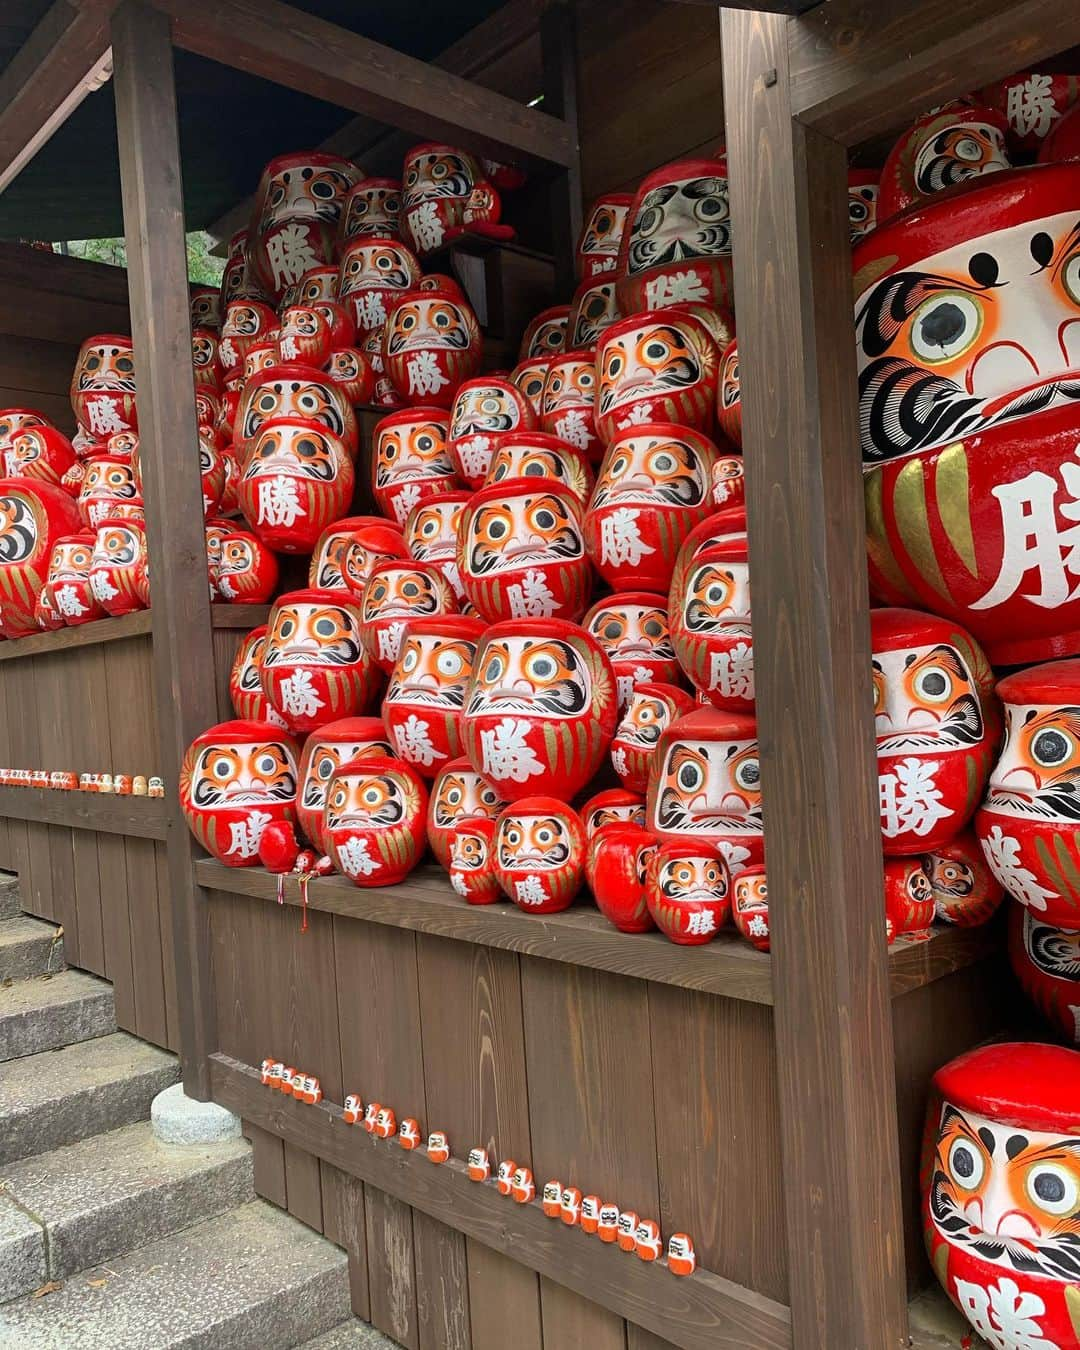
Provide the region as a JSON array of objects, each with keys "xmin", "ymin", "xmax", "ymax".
[
  {"xmin": 0, "ymin": 875, "xmax": 20, "ymax": 921},
  {"xmin": 0, "ymin": 1120, "xmax": 254, "ymax": 1301},
  {"xmin": 0, "ymin": 916, "xmax": 64, "ymax": 984},
  {"xmin": 0, "ymin": 1032, "xmax": 179, "ymax": 1166},
  {"xmin": 302, "ymin": 1321, "xmax": 399, "ymax": 1348},
  {"xmin": 0, "ymin": 969, "xmax": 115, "ymax": 1062},
  {"xmin": 0, "ymin": 1199, "xmax": 350, "ymax": 1348}
]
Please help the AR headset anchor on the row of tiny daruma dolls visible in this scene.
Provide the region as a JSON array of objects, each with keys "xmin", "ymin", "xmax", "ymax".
[{"xmin": 0, "ymin": 769, "xmax": 163, "ymax": 795}]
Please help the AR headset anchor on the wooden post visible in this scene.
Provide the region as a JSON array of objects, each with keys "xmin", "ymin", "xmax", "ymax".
[
  {"xmin": 721, "ymin": 10, "xmax": 908, "ymax": 1348},
  {"xmin": 539, "ymin": 0, "xmax": 583, "ymax": 300},
  {"xmin": 112, "ymin": 0, "xmax": 218, "ymax": 1098}
]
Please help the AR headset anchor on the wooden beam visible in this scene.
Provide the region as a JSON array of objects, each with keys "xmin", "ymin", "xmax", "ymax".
[
  {"xmin": 721, "ymin": 10, "xmax": 908, "ymax": 1349},
  {"xmin": 112, "ymin": 0, "xmax": 219, "ymax": 1100},
  {"xmin": 0, "ymin": 786, "xmax": 168, "ymax": 838},
  {"xmin": 148, "ymin": 0, "xmax": 575, "ymax": 170},
  {"xmin": 211, "ymin": 1053, "xmax": 794, "ymax": 1350},
  {"xmin": 671, "ymin": 1, "xmax": 821, "ymax": 10},
  {"xmin": 0, "ymin": 0, "xmax": 117, "ymax": 194},
  {"xmin": 791, "ymin": 0, "xmax": 1080, "ymax": 146}
]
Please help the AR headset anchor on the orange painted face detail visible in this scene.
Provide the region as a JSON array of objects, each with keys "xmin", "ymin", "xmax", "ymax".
[
  {"xmin": 406, "ymin": 500, "xmax": 463, "ymax": 562},
  {"xmin": 386, "ymin": 635, "xmax": 476, "ymax": 709},
  {"xmin": 326, "ymin": 772, "xmax": 410, "ymax": 828},
  {"xmin": 243, "ymin": 378, "xmax": 346, "ymax": 442},
  {"xmin": 599, "ymin": 325, "xmax": 700, "ymax": 415},
  {"xmin": 339, "ymin": 243, "xmax": 418, "ymax": 294},
  {"xmin": 468, "ymin": 638, "xmax": 589, "ymax": 719},
  {"xmin": 872, "ymin": 643, "xmax": 983, "ymax": 755},
  {"xmin": 376, "ymin": 422, "xmax": 453, "ymax": 486},
  {"xmin": 263, "ymin": 602, "xmax": 363, "ymax": 667},
  {"xmin": 593, "ymin": 432, "xmax": 707, "ymax": 508},
  {"xmin": 363, "ymin": 567, "xmax": 441, "ymax": 620},
  {"xmin": 386, "ymin": 299, "xmax": 471, "ymax": 353},
  {"xmin": 655, "ymin": 738, "xmax": 762, "ymax": 835},
  {"xmin": 245, "ymin": 425, "xmax": 339, "ymax": 482},
  {"xmin": 465, "ymin": 492, "xmax": 582, "ymax": 576},
  {"xmin": 191, "ymin": 742, "xmax": 296, "ymax": 807},
  {"xmin": 497, "ymin": 815, "xmax": 574, "ymax": 869},
  {"xmin": 258, "ymin": 162, "xmax": 355, "ymax": 229},
  {"xmin": 404, "ymin": 149, "xmax": 476, "ymax": 202},
  {"xmin": 48, "ymin": 539, "xmax": 94, "ymax": 579},
  {"xmin": 986, "ymin": 703, "xmax": 1080, "ymax": 821},
  {"xmin": 75, "ymin": 342, "xmax": 136, "ymax": 392},
  {"xmin": 431, "ymin": 770, "xmax": 504, "ymax": 828}
]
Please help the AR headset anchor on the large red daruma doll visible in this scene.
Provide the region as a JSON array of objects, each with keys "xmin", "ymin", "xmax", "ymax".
[
  {"xmin": 457, "ymin": 479, "xmax": 592, "ymax": 624},
  {"xmin": 857, "ymin": 162, "xmax": 1080, "ymax": 665},
  {"xmin": 977, "ymin": 660, "xmax": 1080, "ymax": 930},
  {"xmin": 462, "ymin": 618, "xmax": 618, "ymax": 801},
  {"xmin": 921, "ymin": 1042, "xmax": 1080, "ymax": 1350},
  {"xmin": 236, "ymin": 418, "xmax": 354, "ymax": 554},
  {"xmin": 260, "ymin": 588, "xmax": 380, "ymax": 733},
  {"xmin": 324, "ymin": 754, "xmax": 428, "ymax": 886},
  {"xmin": 1008, "ymin": 905, "xmax": 1080, "ymax": 1047},
  {"xmin": 872, "ymin": 608, "xmax": 999, "ymax": 858},
  {"xmin": 0, "ymin": 479, "xmax": 82, "ymax": 638},
  {"xmin": 383, "ymin": 616, "xmax": 486, "ymax": 776},
  {"xmin": 382, "ymin": 288, "xmax": 482, "ymax": 408},
  {"xmin": 596, "ymin": 310, "xmax": 719, "ymax": 445},
  {"xmin": 70, "ymin": 335, "xmax": 137, "ymax": 440},
  {"xmin": 371, "ymin": 407, "xmax": 459, "ymax": 525},
  {"xmin": 179, "ymin": 719, "xmax": 300, "ymax": 866},
  {"xmin": 296, "ymin": 717, "xmax": 393, "ymax": 856},
  {"xmin": 585, "ymin": 424, "xmax": 719, "ymax": 594},
  {"xmin": 646, "ymin": 705, "xmax": 764, "ymax": 877}
]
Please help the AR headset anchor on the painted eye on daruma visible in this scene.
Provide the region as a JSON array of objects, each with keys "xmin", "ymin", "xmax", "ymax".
[
  {"xmin": 914, "ymin": 667, "xmax": 951, "ymax": 702},
  {"xmin": 1031, "ymin": 728, "xmax": 1073, "ymax": 767},
  {"xmin": 677, "ymin": 760, "xmax": 704, "ymax": 792},
  {"xmin": 909, "ymin": 292, "xmax": 983, "ymax": 363},
  {"xmin": 436, "ymin": 650, "xmax": 464, "ymax": 677},
  {"xmin": 1025, "ymin": 1164, "xmax": 1078, "ymax": 1216},
  {"xmin": 947, "ymin": 1137, "xmax": 984, "ymax": 1189},
  {"xmin": 735, "ymin": 759, "xmax": 760, "ymax": 791}
]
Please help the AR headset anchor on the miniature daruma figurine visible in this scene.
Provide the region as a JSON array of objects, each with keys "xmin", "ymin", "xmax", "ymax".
[
  {"xmin": 587, "ymin": 823, "xmax": 657, "ymax": 933},
  {"xmin": 872, "ymin": 608, "xmax": 999, "ymax": 858},
  {"xmin": 179, "ymin": 719, "xmax": 300, "ymax": 866},
  {"xmin": 1009, "ymin": 906, "xmax": 1080, "ymax": 1047},
  {"xmin": 384, "ymin": 616, "xmax": 486, "ymax": 776},
  {"xmin": 584, "ymin": 593, "xmax": 679, "ymax": 711},
  {"xmin": 0, "ymin": 479, "xmax": 83, "ymax": 638},
  {"xmin": 457, "ymin": 479, "xmax": 591, "ymax": 624},
  {"xmin": 360, "ymin": 560, "xmax": 459, "ymax": 674},
  {"xmin": 462, "ymin": 618, "xmax": 618, "ymax": 801},
  {"xmin": 372, "ymin": 407, "xmax": 459, "ymax": 525},
  {"xmin": 383, "ymin": 288, "xmax": 482, "ymax": 408},
  {"xmin": 540, "ymin": 351, "xmax": 601, "ymax": 463},
  {"xmin": 237, "ymin": 418, "xmax": 355, "ymax": 553},
  {"xmin": 228, "ymin": 627, "xmax": 286, "ymax": 727},
  {"xmin": 596, "ymin": 309, "xmax": 719, "ymax": 443},
  {"xmin": 447, "ymin": 377, "xmax": 537, "ymax": 489},
  {"xmin": 493, "ymin": 797, "xmax": 586, "ymax": 914},
  {"xmin": 325, "ymin": 754, "xmax": 427, "ymax": 886},
  {"xmin": 519, "ymin": 306, "xmax": 570, "ymax": 363},
  {"xmin": 216, "ymin": 529, "xmax": 279, "ymax": 605},
  {"xmin": 78, "ymin": 454, "xmax": 141, "ymax": 530},
  {"xmin": 732, "ymin": 865, "xmax": 770, "ymax": 951},
  {"xmin": 89, "ymin": 516, "xmax": 149, "ymax": 617},
  {"xmin": 70, "ymin": 335, "xmax": 137, "ymax": 440},
  {"xmin": 922, "ymin": 1042, "xmax": 1080, "ymax": 1350},
  {"xmin": 296, "ymin": 717, "xmax": 393, "ymax": 856},
  {"xmin": 977, "ymin": 659, "xmax": 1080, "ymax": 930},
  {"xmin": 646, "ymin": 841, "xmax": 730, "ymax": 944},
  {"xmin": 449, "ymin": 816, "xmax": 500, "ymax": 904},
  {"xmin": 426, "ymin": 757, "xmax": 507, "ymax": 869},
  {"xmin": 337, "ymin": 237, "xmax": 422, "ymax": 336},
  {"xmin": 260, "ymin": 589, "xmax": 380, "ymax": 733},
  {"xmin": 883, "ymin": 857, "xmax": 935, "ymax": 941},
  {"xmin": 847, "ymin": 169, "xmax": 880, "ymax": 243},
  {"xmin": 585, "ymin": 424, "xmax": 718, "ymax": 593},
  {"xmin": 926, "ymin": 830, "xmax": 1005, "ymax": 928},
  {"xmin": 577, "ymin": 193, "xmax": 633, "ymax": 281},
  {"xmin": 610, "ymin": 682, "xmax": 696, "ymax": 793}
]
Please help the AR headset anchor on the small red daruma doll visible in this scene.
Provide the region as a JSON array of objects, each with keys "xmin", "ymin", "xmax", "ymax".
[
  {"xmin": 78, "ymin": 454, "xmax": 141, "ymax": 530},
  {"xmin": 926, "ymin": 830, "xmax": 1005, "ymax": 928},
  {"xmin": 362, "ymin": 1102, "xmax": 380, "ymax": 1133},
  {"xmin": 338, "ymin": 176, "xmax": 402, "ymax": 246},
  {"xmin": 457, "ymin": 479, "xmax": 591, "ymax": 624},
  {"xmin": 871, "ymin": 608, "xmax": 999, "ymax": 859},
  {"xmin": 508, "ymin": 357, "xmax": 552, "ymax": 422},
  {"xmin": 580, "ymin": 1195, "xmax": 601, "ymax": 1234},
  {"xmin": 426, "ymin": 757, "xmax": 507, "ymax": 869},
  {"xmin": 581, "ymin": 788, "xmax": 646, "ymax": 837},
  {"xmin": 877, "ymin": 99, "xmax": 1010, "ymax": 223},
  {"xmin": 228, "ymin": 627, "xmax": 287, "ymax": 727},
  {"xmin": 398, "ymin": 1117, "xmax": 421, "ymax": 1150},
  {"xmin": 577, "ymin": 192, "xmax": 633, "ymax": 281},
  {"xmin": 584, "ymin": 593, "xmax": 679, "ymax": 711},
  {"xmin": 44, "ymin": 533, "xmax": 104, "ymax": 626},
  {"xmin": 324, "ymin": 754, "xmax": 427, "ymax": 886},
  {"xmin": 326, "ymin": 347, "xmax": 374, "ymax": 408},
  {"xmin": 617, "ymin": 1210, "xmax": 639, "ymax": 1251},
  {"xmin": 635, "ymin": 1219, "xmax": 663, "ymax": 1263},
  {"xmin": 70, "ymin": 335, "xmax": 137, "ymax": 440},
  {"xmin": 585, "ymin": 424, "xmax": 718, "ymax": 594},
  {"xmin": 427, "ymin": 1131, "xmax": 451, "ymax": 1164},
  {"xmin": 560, "ymin": 1186, "xmax": 581, "ymax": 1225},
  {"xmin": 277, "ymin": 305, "xmax": 331, "ymax": 368},
  {"xmin": 717, "ymin": 339, "xmax": 741, "ymax": 448},
  {"xmin": 467, "ymin": 1147, "xmax": 491, "ymax": 1182},
  {"xmin": 493, "ymin": 796, "xmax": 586, "ymax": 914},
  {"xmin": 192, "ymin": 327, "xmax": 223, "ymax": 391},
  {"xmin": 496, "ymin": 1160, "xmax": 516, "ymax": 1196},
  {"xmin": 4, "ymin": 426, "xmax": 78, "ymax": 491},
  {"xmin": 711, "ymin": 451, "xmax": 744, "ymax": 512},
  {"xmin": 88, "ymin": 516, "xmax": 149, "ymax": 617},
  {"xmin": 237, "ymin": 417, "xmax": 354, "ymax": 554},
  {"xmin": 511, "ymin": 1168, "xmax": 535, "ymax": 1204},
  {"xmin": 1008, "ymin": 905, "xmax": 1080, "ymax": 1047},
  {"xmin": 383, "ymin": 615, "xmax": 486, "ymax": 776},
  {"xmin": 568, "ymin": 276, "xmax": 621, "ymax": 351},
  {"xmin": 296, "ymin": 716, "xmax": 393, "ymax": 856},
  {"xmin": 922, "ymin": 1042, "xmax": 1080, "ymax": 1350},
  {"xmin": 462, "ymin": 618, "xmax": 618, "ymax": 801},
  {"xmin": 596, "ymin": 309, "xmax": 719, "ymax": 443},
  {"xmin": 0, "ymin": 479, "xmax": 83, "ymax": 638},
  {"xmin": 883, "ymin": 857, "xmax": 935, "ymax": 942},
  {"xmin": 646, "ymin": 841, "xmax": 731, "ymax": 944},
  {"xmin": 360, "ymin": 560, "xmax": 459, "ymax": 674},
  {"xmin": 732, "ymin": 865, "xmax": 770, "ymax": 951},
  {"xmin": 374, "ymin": 1106, "xmax": 397, "ymax": 1139},
  {"xmin": 447, "ymin": 377, "xmax": 537, "ymax": 489},
  {"xmin": 847, "ymin": 168, "xmax": 880, "ymax": 243},
  {"xmin": 540, "ymin": 350, "xmax": 601, "ymax": 463},
  {"xmin": 179, "ymin": 719, "xmax": 300, "ymax": 866},
  {"xmin": 311, "ymin": 516, "xmax": 407, "ymax": 592},
  {"xmin": 216, "ymin": 528, "xmax": 279, "ymax": 605},
  {"xmin": 337, "ymin": 236, "xmax": 422, "ymax": 335},
  {"xmin": 977, "ymin": 660, "xmax": 1080, "ymax": 930},
  {"xmin": 220, "ymin": 302, "xmax": 278, "ymax": 384},
  {"xmin": 519, "ymin": 306, "xmax": 569, "ymax": 363},
  {"xmin": 667, "ymin": 1234, "xmax": 697, "ymax": 1277},
  {"xmin": 383, "ymin": 288, "xmax": 482, "ymax": 408},
  {"xmin": 647, "ymin": 706, "xmax": 764, "ymax": 876},
  {"xmin": 260, "ymin": 589, "xmax": 380, "ymax": 733},
  {"xmin": 343, "ymin": 1093, "xmax": 363, "ymax": 1125},
  {"xmin": 405, "ymin": 492, "xmax": 470, "ymax": 601},
  {"xmin": 669, "ymin": 521, "xmax": 753, "ymax": 713},
  {"xmin": 484, "ymin": 431, "xmax": 594, "ymax": 508},
  {"xmin": 587, "ymin": 822, "xmax": 657, "ymax": 933},
  {"xmin": 372, "ymin": 407, "xmax": 459, "ymax": 525},
  {"xmin": 448, "ymin": 815, "xmax": 500, "ymax": 905},
  {"xmin": 611, "ymin": 682, "xmax": 696, "ymax": 794},
  {"xmin": 0, "ymin": 409, "xmax": 50, "ymax": 456}
]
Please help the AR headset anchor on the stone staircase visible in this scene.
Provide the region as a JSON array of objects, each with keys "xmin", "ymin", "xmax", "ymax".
[{"xmin": 0, "ymin": 873, "xmax": 391, "ymax": 1348}]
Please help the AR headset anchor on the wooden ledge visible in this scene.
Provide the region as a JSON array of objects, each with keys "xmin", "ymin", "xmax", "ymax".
[
  {"xmin": 0, "ymin": 785, "xmax": 169, "ymax": 838},
  {"xmin": 0, "ymin": 603, "xmax": 269, "ymax": 661},
  {"xmin": 210, "ymin": 1053, "xmax": 793, "ymax": 1350}
]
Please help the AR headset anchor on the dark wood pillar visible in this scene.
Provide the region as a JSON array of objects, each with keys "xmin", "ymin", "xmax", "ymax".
[
  {"xmin": 540, "ymin": 0, "xmax": 583, "ymax": 300},
  {"xmin": 721, "ymin": 10, "xmax": 907, "ymax": 1348},
  {"xmin": 112, "ymin": 0, "xmax": 217, "ymax": 1097}
]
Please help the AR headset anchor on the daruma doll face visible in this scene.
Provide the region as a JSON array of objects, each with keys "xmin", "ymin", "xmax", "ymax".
[
  {"xmin": 296, "ymin": 717, "xmax": 393, "ymax": 855},
  {"xmin": 324, "ymin": 754, "xmax": 428, "ymax": 886},
  {"xmin": 426, "ymin": 757, "xmax": 506, "ymax": 869}
]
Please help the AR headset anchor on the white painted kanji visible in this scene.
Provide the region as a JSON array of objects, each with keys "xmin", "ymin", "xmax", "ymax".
[
  {"xmin": 279, "ymin": 332, "xmax": 300, "ymax": 361},
  {"xmin": 391, "ymin": 483, "xmax": 422, "ymax": 524},
  {"xmin": 685, "ymin": 910, "xmax": 717, "ymax": 936},
  {"xmin": 747, "ymin": 914, "xmax": 768, "ymax": 938},
  {"xmin": 337, "ymin": 835, "xmax": 381, "ymax": 878},
  {"xmin": 973, "ymin": 452, "xmax": 1080, "ymax": 611},
  {"xmin": 453, "ymin": 434, "xmax": 493, "ymax": 482},
  {"xmin": 407, "ymin": 352, "xmax": 450, "ymax": 398},
  {"xmin": 355, "ymin": 291, "xmax": 388, "ymax": 331},
  {"xmin": 89, "ymin": 572, "xmax": 120, "ymax": 604},
  {"xmin": 616, "ymin": 674, "xmax": 637, "ymax": 709},
  {"xmin": 878, "ymin": 757, "xmax": 953, "ymax": 838},
  {"xmin": 53, "ymin": 584, "xmax": 87, "ymax": 618},
  {"xmin": 611, "ymin": 746, "xmax": 628, "ymax": 777},
  {"xmin": 507, "ymin": 569, "xmax": 557, "ymax": 619},
  {"xmin": 981, "ymin": 823, "xmax": 1059, "ymax": 912},
  {"xmin": 709, "ymin": 641, "xmax": 755, "ymax": 701},
  {"xmin": 278, "ymin": 669, "xmax": 324, "ymax": 721},
  {"xmin": 479, "ymin": 718, "xmax": 545, "ymax": 784},
  {"xmin": 953, "ymin": 1275, "xmax": 1060, "ymax": 1350},
  {"xmin": 392, "ymin": 713, "xmax": 446, "ymax": 767},
  {"xmin": 86, "ymin": 399, "xmax": 126, "ymax": 437},
  {"xmin": 257, "ymin": 475, "xmax": 306, "ymax": 529},
  {"xmin": 617, "ymin": 402, "xmax": 655, "ymax": 428},
  {"xmin": 409, "ymin": 201, "xmax": 445, "ymax": 252},
  {"xmin": 218, "ymin": 337, "xmax": 239, "ymax": 368},
  {"xmin": 515, "ymin": 874, "xmax": 549, "ymax": 906},
  {"xmin": 599, "ymin": 508, "xmax": 655, "ymax": 570},
  {"xmin": 377, "ymin": 622, "xmax": 406, "ymax": 665},
  {"xmin": 1006, "ymin": 73, "xmax": 1061, "ymax": 139},
  {"xmin": 228, "ymin": 809, "xmax": 272, "ymax": 861},
  {"xmin": 644, "ymin": 269, "xmax": 709, "ymax": 308},
  {"xmin": 450, "ymin": 872, "xmax": 470, "ymax": 898},
  {"xmin": 265, "ymin": 223, "xmax": 320, "ymax": 289},
  {"xmin": 554, "ymin": 409, "xmax": 591, "ymax": 450}
]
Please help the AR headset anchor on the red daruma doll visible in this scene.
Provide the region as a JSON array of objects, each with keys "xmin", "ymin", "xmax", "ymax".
[
  {"xmin": 448, "ymin": 816, "xmax": 500, "ymax": 905},
  {"xmin": 260, "ymin": 588, "xmax": 380, "ymax": 734},
  {"xmin": 228, "ymin": 627, "xmax": 286, "ymax": 727},
  {"xmin": 461, "ymin": 618, "xmax": 618, "ymax": 802},
  {"xmin": 237, "ymin": 418, "xmax": 354, "ymax": 553},
  {"xmin": 493, "ymin": 796, "xmax": 586, "ymax": 914},
  {"xmin": 0, "ymin": 479, "xmax": 82, "ymax": 638},
  {"xmin": 180, "ymin": 719, "xmax": 300, "ymax": 866},
  {"xmin": 44, "ymin": 533, "xmax": 104, "ymax": 627},
  {"xmin": 595, "ymin": 308, "xmax": 720, "ymax": 442},
  {"xmin": 371, "ymin": 407, "xmax": 459, "ymax": 526},
  {"xmin": 383, "ymin": 616, "xmax": 486, "ymax": 776},
  {"xmin": 324, "ymin": 754, "xmax": 428, "ymax": 886},
  {"xmin": 296, "ymin": 717, "xmax": 392, "ymax": 856},
  {"xmin": 70, "ymin": 335, "xmax": 137, "ymax": 440},
  {"xmin": 88, "ymin": 516, "xmax": 149, "ymax": 617},
  {"xmin": 426, "ymin": 757, "xmax": 507, "ymax": 869},
  {"xmin": 383, "ymin": 288, "xmax": 483, "ymax": 409}
]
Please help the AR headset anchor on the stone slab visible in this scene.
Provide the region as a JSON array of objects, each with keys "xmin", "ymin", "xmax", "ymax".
[
  {"xmin": 0, "ymin": 874, "xmax": 20, "ymax": 921},
  {"xmin": 0, "ymin": 969, "xmax": 115, "ymax": 1062},
  {"xmin": 0, "ymin": 1194, "xmax": 45, "ymax": 1303},
  {"xmin": 302, "ymin": 1321, "xmax": 401, "ymax": 1348},
  {"xmin": 151, "ymin": 1082, "xmax": 242, "ymax": 1145},
  {"xmin": 0, "ymin": 916, "xmax": 64, "ymax": 984}
]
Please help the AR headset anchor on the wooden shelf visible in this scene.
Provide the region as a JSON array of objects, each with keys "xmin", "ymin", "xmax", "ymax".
[
  {"xmin": 0, "ymin": 786, "xmax": 168, "ymax": 838},
  {"xmin": 210, "ymin": 1053, "xmax": 793, "ymax": 1350},
  {"xmin": 0, "ymin": 603, "xmax": 268, "ymax": 662}
]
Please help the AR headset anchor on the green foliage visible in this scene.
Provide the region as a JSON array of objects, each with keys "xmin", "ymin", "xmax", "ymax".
[{"xmin": 59, "ymin": 231, "xmax": 225, "ymax": 286}]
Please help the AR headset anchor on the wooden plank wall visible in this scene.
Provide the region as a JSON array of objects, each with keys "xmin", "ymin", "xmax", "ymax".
[{"xmin": 209, "ymin": 891, "xmax": 787, "ymax": 1348}]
